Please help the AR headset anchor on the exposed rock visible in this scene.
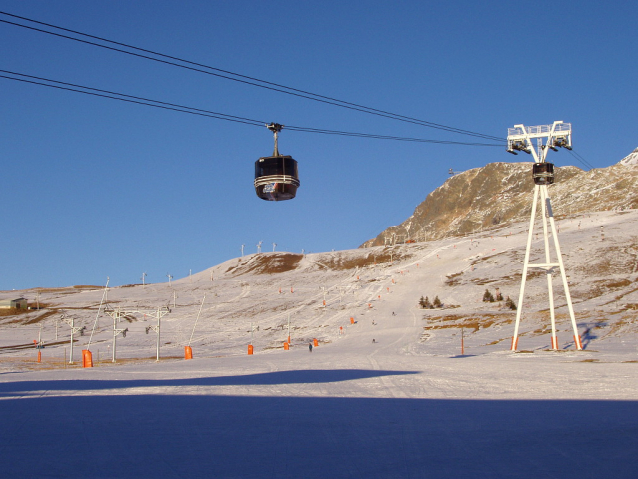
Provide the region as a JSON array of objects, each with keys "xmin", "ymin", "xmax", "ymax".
[{"xmin": 361, "ymin": 149, "xmax": 638, "ymax": 248}]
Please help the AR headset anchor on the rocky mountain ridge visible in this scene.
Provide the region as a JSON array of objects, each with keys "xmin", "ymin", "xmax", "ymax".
[{"xmin": 361, "ymin": 149, "xmax": 638, "ymax": 247}]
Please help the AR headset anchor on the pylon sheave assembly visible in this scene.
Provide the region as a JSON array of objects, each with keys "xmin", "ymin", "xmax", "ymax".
[{"xmin": 507, "ymin": 121, "xmax": 582, "ymax": 351}]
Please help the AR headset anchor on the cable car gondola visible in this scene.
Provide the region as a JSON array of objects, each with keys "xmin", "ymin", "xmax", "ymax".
[
  {"xmin": 254, "ymin": 123, "xmax": 300, "ymax": 201},
  {"xmin": 532, "ymin": 162, "xmax": 555, "ymax": 185}
]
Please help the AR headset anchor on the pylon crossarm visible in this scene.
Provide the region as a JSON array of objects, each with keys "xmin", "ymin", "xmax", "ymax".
[{"xmin": 527, "ymin": 263, "xmax": 559, "ymax": 270}]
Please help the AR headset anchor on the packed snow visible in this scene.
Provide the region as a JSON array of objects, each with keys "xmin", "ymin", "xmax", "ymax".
[{"xmin": 1, "ymin": 209, "xmax": 637, "ymax": 478}]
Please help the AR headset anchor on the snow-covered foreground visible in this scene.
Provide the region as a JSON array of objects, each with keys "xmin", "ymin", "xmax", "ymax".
[{"xmin": 1, "ymin": 210, "xmax": 637, "ymax": 477}]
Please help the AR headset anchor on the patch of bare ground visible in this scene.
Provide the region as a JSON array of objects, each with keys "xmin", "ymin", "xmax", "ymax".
[
  {"xmin": 23, "ymin": 310, "xmax": 58, "ymax": 325},
  {"xmin": 0, "ymin": 355, "xmax": 183, "ymax": 371},
  {"xmin": 0, "ymin": 307, "xmax": 62, "ymax": 325},
  {"xmin": 0, "ymin": 308, "xmax": 29, "ymax": 317},
  {"xmin": 602, "ymin": 286, "xmax": 638, "ymax": 306},
  {"xmin": 473, "ymin": 251, "xmax": 513, "ymax": 264},
  {"xmin": 572, "ymin": 244, "xmax": 638, "ymax": 277},
  {"xmin": 225, "ymin": 253, "xmax": 304, "ymax": 276},
  {"xmin": 0, "ymin": 339, "xmax": 79, "ymax": 351},
  {"xmin": 421, "ymin": 313, "xmax": 513, "ymax": 333},
  {"xmin": 313, "ymin": 249, "xmax": 414, "ymax": 271},
  {"xmin": 578, "ymin": 278, "xmax": 637, "ymax": 300},
  {"xmin": 603, "ymin": 314, "xmax": 638, "ymax": 336},
  {"xmin": 26, "ymin": 285, "xmax": 102, "ymax": 293}
]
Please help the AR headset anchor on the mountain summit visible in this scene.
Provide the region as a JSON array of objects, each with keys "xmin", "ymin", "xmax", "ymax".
[
  {"xmin": 620, "ymin": 147, "xmax": 638, "ymax": 166},
  {"xmin": 361, "ymin": 149, "xmax": 638, "ymax": 247}
]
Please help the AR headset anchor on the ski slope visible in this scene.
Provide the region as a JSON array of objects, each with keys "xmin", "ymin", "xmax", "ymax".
[{"xmin": 1, "ymin": 210, "xmax": 637, "ymax": 477}]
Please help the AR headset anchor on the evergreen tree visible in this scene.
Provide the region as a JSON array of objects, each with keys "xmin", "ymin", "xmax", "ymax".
[
  {"xmin": 419, "ymin": 296, "xmax": 426, "ymax": 308},
  {"xmin": 495, "ymin": 291, "xmax": 504, "ymax": 301},
  {"xmin": 483, "ymin": 289, "xmax": 495, "ymax": 302},
  {"xmin": 423, "ymin": 296, "xmax": 432, "ymax": 309},
  {"xmin": 433, "ymin": 296, "xmax": 442, "ymax": 308},
  {"xmin": 505, "ymin": 296, "xmax": 517, "ymax": 310}
]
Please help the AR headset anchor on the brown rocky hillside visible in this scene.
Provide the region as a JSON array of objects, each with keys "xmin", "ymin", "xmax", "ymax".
[{"xmin": 361, "ymin": 151, "xmax": 638, "ymax": 247}]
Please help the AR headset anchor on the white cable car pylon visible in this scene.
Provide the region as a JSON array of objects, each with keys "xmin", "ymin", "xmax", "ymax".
[{"xmin": 508, "ymin": 121, "xmax": 582, "ymax": 351}]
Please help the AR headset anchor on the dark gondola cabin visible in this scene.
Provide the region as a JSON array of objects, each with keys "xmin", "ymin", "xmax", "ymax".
[
  {"xmin": 254, "ymin": 155, "xmax": 299, "ymax": 201},
  {"xmin": 254, "ymin": 123, "xmax": 300, "ymax": 201},
  {"xmin": 532, "ymin": 162, "xmax": 555, "ymax": 185}
]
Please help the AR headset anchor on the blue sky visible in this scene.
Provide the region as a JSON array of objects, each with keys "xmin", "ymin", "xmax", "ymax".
[{"xmin": 1, "ymin": 0, "xmax": 636, "ymax": 290}]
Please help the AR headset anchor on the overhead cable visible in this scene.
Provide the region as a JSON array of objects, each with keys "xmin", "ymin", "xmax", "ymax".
[
  {"xmin": 567, "ymin": 149, "xmax": 595, "ymax": 170},
  {"xmin": 0, "ymin": 70, "xmax": 503, "ymax": 147},
  {"xmin": 0, "ymin": 11, "xmax": 507, "ymax": 143},
  {"xmin": 0, "ymin": 69, "xmax": 263, "ymax": 127}
]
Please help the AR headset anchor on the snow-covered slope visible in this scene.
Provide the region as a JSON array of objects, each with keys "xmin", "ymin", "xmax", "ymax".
[
  {"xmin": 1, "ymin": 210, "xmax": 637, "ymax": 478},
  {"xmin": 2, "ymin": 209, "xmax": 638, "ymax": 362}
]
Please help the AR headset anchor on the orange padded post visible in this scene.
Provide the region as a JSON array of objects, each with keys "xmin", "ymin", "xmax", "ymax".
[
  {"xmin": 37, "ymin": 350, "xmax": 41, "ymax": 363},
  {"xmin": 82, "ymin": 349, "xmax": 93, "ymax": 368},
  {"xmin": 283, "ymin": 342, "xmax": 289, "ymax": 350},
  {"xmin": 350, "ymin": 317, "xmax": 355, "ymax": 324},
  {"xmin": 248, "ymin": 344, "xmax": 254, "ymax": 355},
  {"xmin": 313, "ymin": 338, "xmax": 318, "ymax": 347},
  {"xmin": 185, "ymin": 346, "xmax": 193, "ymax": 359}
]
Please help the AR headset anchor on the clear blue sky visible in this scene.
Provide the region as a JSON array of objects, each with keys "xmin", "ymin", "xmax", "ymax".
[{"xmin": 1, "ymin": 0, "xmax": 636, "ymax": 290}]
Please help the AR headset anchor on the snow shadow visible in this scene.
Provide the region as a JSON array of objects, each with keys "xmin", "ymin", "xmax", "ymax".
[
  {"xmin": 578, "ymin": 321, "xmax": 604, "ymax": 350},
  {"xmin": 0, "ymin": 369, "xmax": 418, "ymax": 396},
  {"xmin": 0, "ymin": 394, "xmax": 635, "ymax": 478}
]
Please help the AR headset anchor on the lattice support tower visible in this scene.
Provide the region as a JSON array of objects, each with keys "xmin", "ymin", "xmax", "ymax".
[{"xmin": 507, "ymin": 121, "xmax": 582, "ymax": 351}]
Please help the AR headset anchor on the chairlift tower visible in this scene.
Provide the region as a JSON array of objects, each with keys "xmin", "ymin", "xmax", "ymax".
[
  {"xmin": 105, "ymin": 308, "xmax": 129, "ymax": 362},
  {"xmin": 141, "ymin": 306, "xmax": 170, "ymax": 361},
  {"xmin": 61, "ymin": 313, "xmax": 84, "ymax": 364},
  {"xmin": 507, "ymin": 121, "xmax": 581, "ymax": 351}
]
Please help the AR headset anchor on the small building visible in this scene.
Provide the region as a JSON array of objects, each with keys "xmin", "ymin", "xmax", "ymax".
[{"xmin": 0, "ymin": 298, "xmax": 28, "ymax": 309}]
